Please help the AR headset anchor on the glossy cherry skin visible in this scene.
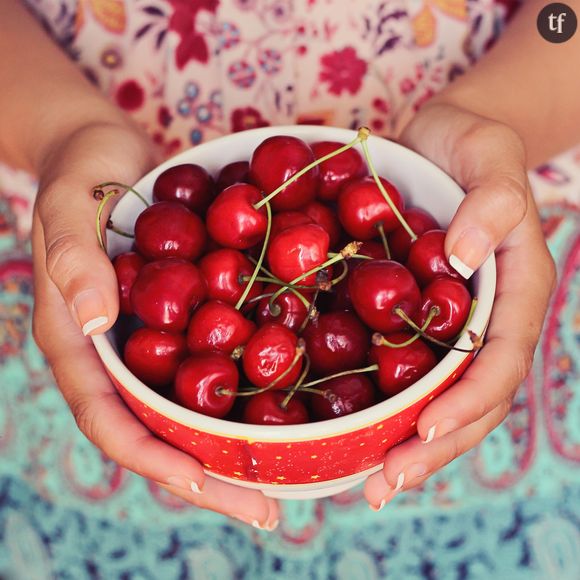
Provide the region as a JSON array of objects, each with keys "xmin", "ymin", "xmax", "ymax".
[
  {"xmin": 420, "ymin": 277, "xmax": 472, "ymax": 342},
  {"xmin": 349, "ymin": 260, "xmax": 421, "ymax": 334},
  {"xmin": 302, "ymin": 311, "xmax": 370, "ymax": 376},
  {"xmin": 270, "ymin": 211, "xmax": 313, "ymax": 241},
  {"xmin": 369, "ymin": 334, "xmax": 438, "ymax": 396},
  {"xmin": 256, "ymin": 284, "xmax": 310, "ymax": 332},
  {"xmin": 187, "ymin": 300, "xmax": 256, "ymax": 355},
  {"xmin": 206, "ymin": 183, "xmax": 267, "ymax": 250},
  {"xmin": 338, "ymin": 176, "xmax": 405, "ymax": 240},
  {"xmin": 310, "ymin": 375, "xmax": 375, "ymax": 420},
  {"xmin": 311, "ymin": 140, "xmax": 367, "ymax": 202},
  {"xmin": 124, "ymin": 328, "xmax": 188, "ymax": 388},
  {"xmin": 242, "ymin": 323, "xmax": 303, "ymax": 389},
  {"xmin": 250, "ymin": 135, "xmax": 318, "ymax": 211},
  {"xmin": 113, "ymin": 251, "xmax": 146, "ymax": 315},
  {"xmin": 243, "ymin": 391, "xmax": 309, "ymax": 425},
  {"xmin": 406, "ymin": 230, "xmax": 464, "ymax": 287},
  {"xmin": 267, "ymin": 223, "xmax": 330, "ymax": 286},
  {"xmin": 134, "ymin": 201, "xmax": 206, "ymax": 261},
  {"xmin": 388, "ymin": 207, "xmax": 439, "ymax": 263},
  {"xmin": 174, "ymin": 353, "xmax": 238, "ymax": 418},
  {"xmin": 198, "ymin": 248, "xmax": 263, "ymax": 306},
  {"xmin": 131, "ymin": 258, "xmax": 207, "ymax": 332},
  {"xmin": 359, "ymin": 240, "xmax": 388, "ymax": 260},
  {"xmin": 153, "ymin": 163, "xmax": 215, "ymax": 214},
  {"xmin": 302, "ymin": 201, "xmax": 342, "ymax": 249},
  {"xmin": 216, "ymin": 160, "xmax": 250, "ymax": 192}
]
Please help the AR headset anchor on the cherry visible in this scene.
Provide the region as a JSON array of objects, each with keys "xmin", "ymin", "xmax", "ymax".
[
  {"xmin": 206, "ymin": 183, "xmax": 267, "ymax": 250},
  {"xmin": 113, "ymin": 251, "xmax": 146, "ymax": 315},
  {"xmin": 302, "ymin": 201, "xmax": 342, "ymax": 249},
  {"xmin": 270, "ymin": 210, "xmax": 313, "ymax": 241},
  {"xmin": 242, "ymin": 323, "xmax": 303, "ymax": 389},
  {"xmin": 243, "ymin": 391, "xmax": 309, "ymax": 425},
  {"xmin": 131, "ymin": 258, "xmax": 207, "ymax": 332},
  {"xmin": 256, "ymin": 284, "xmax": 311, "ymax": 333},
  {"xmin": 174, "ymin": 353, "xmax": 238, "ymax": 418},
  {"xmin": 406, "ymin": 230, "xmax": 464, "ymax": 287},
  {"xmin": 198, "ymin": 248, "xmax": 263, "ymax": 306},
  {"xmin": 388, "ymin": 207, "xmax": 439, "ymax": 262},
  {"xmin": 369, "ymin": 334, "xmax": 437, "ymax": 396},
  {"xmin": 250, "ymin": 135, "xmax": 318, "ymax": 211},
  {"xmin": 124, "ymin": 328, "xmax": 188, "ymax": 388},
  {"xmin": 338, "ymin": 176, "xmax": 404, "ymax": 240},
  {"xmin": 349, "ymin": 260, "xmax": 421, "ymax": 334},
  {"xmin": 216, "ymin": 160, "xmax": 250, "ymax": 192},
  {"xmin": 359, "ymin": 240, "xmax": 388, "ymax": 260},
  {"xmin": 310, "ymin": 375, "xmax": 375, "ymax": 420},
  {"xmin": 267, "ymin": 223, "xmax": 330, "ymax": 285},
  {"xmin": 420, "ymin": 277, "xmax": 472, "ymax": 342},
  {"xmin": 134, "ymin": 201, "xmax": 206, "ymax": 261},
  {"xmin": 153, "ymin": 163, "xmax": 215, "ymax": 214},
  {"xmin": 187, "ymin": 300, "xmax": 256, "ymax": 355},
  {"xmin": 311, "ymin": 140, "xmax": 367, "ymax": 202},
  {"xmin": 302, "ymin": 311, "xmax": 370, "ymax": 376}
]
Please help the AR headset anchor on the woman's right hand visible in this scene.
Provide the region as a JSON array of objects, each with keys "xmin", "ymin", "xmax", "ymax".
[{"xmin": 31, "ymin": 120, "xmax": 280, "ymax": 530}]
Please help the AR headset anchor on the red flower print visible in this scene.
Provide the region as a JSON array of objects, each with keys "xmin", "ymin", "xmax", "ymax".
[
  {"xmin": 231, "ymin": 107, "xmax": 270, "ymax": 132},
  {"xmin": 115, "ymin": 80, "xmax": 145, "ymax": 111},
  {"xmin": 319, "ymin": 47, "xmax": 367, "ymax": 96},
  {"xmin": 400, "ymin": 78, "xmax": 415, "ymax": 95}
]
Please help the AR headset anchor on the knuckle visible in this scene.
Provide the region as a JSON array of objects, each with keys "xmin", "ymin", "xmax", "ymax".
[
  {"xmin": 44, "ymin": 231, "xmax": 83, "ymax": 285},
  {"xmin": 67, "ymin": 392, "xmax": 100, "ymax": 444},
  {"xmin": 513, "ymin": 344, "xmax": 535, "ymax": 385}
]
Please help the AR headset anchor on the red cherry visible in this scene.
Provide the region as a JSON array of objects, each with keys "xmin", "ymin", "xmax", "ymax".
[
  {"xmin": 369, "ymin": 334, "xmax": 437, "ymax": 396},
  {"xmin": 302, "ymin": 201, "xmax": 342, "ymax": 249},
  {"xmin": 310, "ymin": 375, "xmax": 375, "ymax": 420},
  {"xmin": 187, "ymin": 300, "xmax": 255, "ymax": 355},
  {"xmin": 302, "ymin": 311, "xmax": 370, "ymax": 376},
  {"xmin": 198, "ymin": 249, "xmax": 263, "ymax": 306},
  {"xmin": 338, "ymin": 176, "xmax": 404, "ymax": 240},
  {"xmin": 420, "ymin": 277, "xmax": 472, "ymax": 341},
  {"xmin": 113, "ymin": 251, "xmax": 146, "ymax": 315},
  {"xmin": 206, "ymin": 183, "xmax": 267, "ymax": 250},
  {"xmin": 270, "ymin": 211, "xmax": 313, "ymax": 241},
  {"xmin": 174, "ymin": 353, "xmax": 238, "ymax": 418},
  {"xmin": 243, "ymin": 391, "xmax": 309, "ymax": 425},
  {"xmin": 131, "ymin": 258, "xmax": 207, "ymax": 332},
  {"xmin": 242, "ymin": 323, "xmax": 303, "ymax": 389},
  {"xmin": 250, "ymin": 136, "xmax": 318, "ymax": 211},
  {"xmin": 134, "ymin": 201, "xmax": 206, "ymax": 261},
  {"xmin": 216, "ymin": 160, "xmax": 250, "ymax": 192},
  {"xmin": 267, "ymin": 223, "xmax": 330, "ymax": 286},
  {"xmin": 256, "ymin": 284, "xmax": 311, "ymax": 332},
  {"xmin": 349, "ymin": 260, "xmax": 421, "ymax": 334},
  {"xmin": 311, "ymin": 140, "xmax": 367, "ymax": 202},
  {"xmin": 153, "ymin": 163, "xmax": 215, "ymax": 214},
  {"xmin": 388, "ymin": 208, "xmax": 439, "ymax": 262},
  {"xmin": 359, "ymin": 240, "xmax": 388, "ymax": 260},
  {"xmin": 406, "ymin": 230, "xmax": 464, "ymax": 287},
  {"xmin": 124, "ymin": 328, "xmax": 188, "ymax": 388}
]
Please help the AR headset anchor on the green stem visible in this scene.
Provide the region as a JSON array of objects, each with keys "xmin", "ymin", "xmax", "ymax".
[
  {"xmin": 373, "ymin": 306, "xmax": 439, "ymax": 348},
  {"xmin": 106, "ymin": 219, "xmax": 134, "ymax": 239},
  {"xmin": 94, "ymin": 181, "xmax": 150, "ymax": 207},
  {"xmin": 280, "ymin": 354, "xmax": 311, "ymax": 409},
  {"xmin": 376, "ymin": 222, "xmax": 391, "ymax": 260},
  {"xmin": 298, "ymin": 364, "xmax": 379, "ymax": 391},
  {"xmin": 297, "ymin": 288, "xmax": 320, "ymax": 335},
  {"xmin": 455, "ymin": 297, "xmax": 478, "ymax": 340},
  {"xmin": 96, "ymin": 190, "xmax": 120, "ymax": 251}
]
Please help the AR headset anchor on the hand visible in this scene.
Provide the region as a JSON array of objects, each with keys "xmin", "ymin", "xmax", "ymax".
[
  {"xmin": 31, "ymin": 120, "xmax": 279, "ymax": 529},
  {"xmin": 364, "ymin": 102, "xmax": 556, "ymax": 509}
]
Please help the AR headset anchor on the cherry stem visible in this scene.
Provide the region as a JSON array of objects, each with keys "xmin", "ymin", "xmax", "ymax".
[
  {"xmin": 241, "ymin": 275, "xmax": 322, "ymax": 291},
  {"xmin": 295, "ymin": 386, "xmax": 337, "ymax": 403},
  {"xmin": 235, "ymin": 200, "xmax": 272, "ymax": 310},
  {"xmin": 95, "ymin": 190, "xmax": 121, "ymax": 251},
  {"xmin": 298, "ymin": 364, "xmax": 379, "ymax": 391},
  {"xmin": 328, "ymin": 252, "xmax": 372, "ymax": 261},
  {"xmin": 373, "ymin": 306, "xmax": 439, "ymax": 348},
  {"xmin": 455, "ymin": 298, "xmax": 478, "ymax": 340},
  {"xmin": 359, "ymin": 139, "xmax": 417, "ymax": 241},
  {"xmin": 253, "ymin": 127, "xmax": 370, "ymax": 211},
  {"xmin": 394, "ymin": 307, "xmax": 477, "ymax": 353},
  {"xmin": 106, "ymin": 219, "xmax": 134, "ymax": 239},
  {"xmin": 376, "ymin": 223, "xmax": 391, "ymax": 260},
  {"xmin": 329, "ymin": 261, "xmax": 349, "ymax": 286},
  {"xmin": 280, "ymin": 354, "xmax": 311, "ymax": 409},
  {"xmin": 93, "ymin": 181, "xmax": 150, "ymax": 208},
  {"xmin": 298, "ymin": 287, "xmax": 320, "ymax": 334}
]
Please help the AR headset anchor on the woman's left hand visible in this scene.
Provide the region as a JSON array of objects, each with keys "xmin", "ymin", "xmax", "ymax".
[{"xmin": 364, "ymin": 102, "xmax": 556, "ymax": 510}]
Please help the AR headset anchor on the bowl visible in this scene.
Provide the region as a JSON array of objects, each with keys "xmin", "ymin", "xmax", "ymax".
[{"xmin": 91, "ymin": 125, "xmax": 496, "ymax": 500}]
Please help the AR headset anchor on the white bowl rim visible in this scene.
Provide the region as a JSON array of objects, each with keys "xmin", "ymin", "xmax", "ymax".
[{"xmin": 92, "ymin": 125, "xmax": 496, "ymax": 442}]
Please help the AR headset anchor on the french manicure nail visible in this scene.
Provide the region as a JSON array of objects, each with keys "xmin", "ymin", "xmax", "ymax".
[
  {"xmin": 395, "ymin": 472, "xmax": 405, "ymax": 491},
  {"xmin": 370, "ymin": 499, "xmax": 386, "ymax": 512},
  {"xmin": 74, "ymin": 289, "xmax": 108, "ymax": 335},
  {"xmin": 166, "ymin": 476, "xmax": 203, "ymax": 493},
  {"xmin": 449, "ymin": 227, "xmax": 491, "ymax": 280},
  {"xmin": 423, "ymin": 425, "xmax": 436, "ymax": 444}
]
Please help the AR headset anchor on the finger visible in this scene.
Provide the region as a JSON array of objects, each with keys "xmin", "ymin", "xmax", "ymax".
[
  {"xmin": 158, "ymin": 480, "xmax": 280, "ymax": 531},
  {"xmin": 365, "ymin": 399, "xmax": 508, "ymax": 510}
]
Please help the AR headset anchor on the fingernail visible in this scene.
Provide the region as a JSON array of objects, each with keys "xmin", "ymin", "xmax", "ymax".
[
  {"xmin": 449, "ymin": 227, "xmax": 491, "ymax": 279},
  {"xmin": 433, "ymin": 418, "xmax": 459, "ymax": 439},
  {"xmin": 166, "ymin": 476, "xmax": 203, "ymax": 493},
  {"xmin": 74, "ymin": 289, "xmax": 108, "ymax": 335},
  {"xmin": 370, "ymin": 498, "xmax": 386, "ymax": 512},
  {"xmin": 423, "ymin": 425, "xmax": 437, "ymax": 444},
  {"xmin": 395, "ymin": 472, "xmax": 405, "ymax": 491},
  {"xmin": 395, "ymin": 463, "xmax": 428, "ymax": 490}
]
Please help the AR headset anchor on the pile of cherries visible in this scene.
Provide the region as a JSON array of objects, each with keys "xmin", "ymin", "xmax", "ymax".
[{"xmin": 100, "ymin": 128, "xmax": 476, "ymax": 426}]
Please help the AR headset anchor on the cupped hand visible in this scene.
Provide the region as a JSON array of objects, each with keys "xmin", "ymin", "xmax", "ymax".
[
  {"xmin": 365, "ymin": 102, "xmax": 556, "ymax": 509},
  {"xmin": 31, "ymin": 121, "xmax": 279, "ymax": 529}
]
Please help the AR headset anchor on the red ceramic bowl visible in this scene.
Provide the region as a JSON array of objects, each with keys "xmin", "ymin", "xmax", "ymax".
[{"xmin": 92, "ymin": 126, "xmax": 496, "ymax": 499}]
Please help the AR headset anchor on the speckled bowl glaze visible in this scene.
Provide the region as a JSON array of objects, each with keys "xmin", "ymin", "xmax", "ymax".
[{"xmin": 92, "ymin": 125, "xmax": 496, "ymax": 500}]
